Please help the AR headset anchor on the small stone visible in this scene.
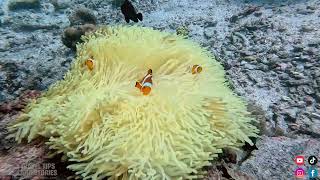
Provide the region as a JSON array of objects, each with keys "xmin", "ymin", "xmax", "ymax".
[
  {"xmin": 204, "ymin": 20, "xmax": 218, "ymax": 28},
  {"xmin": 315, "ymin": 93, "xmax": 320, "ymax": 102},
  {"xmin": 296, "ymin": 8, "xmax": 315, "ymax": 15},
  {"xmin": 304, "ymin": 96, "xmax": 313, "ymax": 106},
  {"xmin": 277, "ymin": 63, "xmax": 289, "ymax": 71},
  {"xmin": 243, "ymin": 56, "xmax": 256, "ymax": 62},
  {"xmin": 308, "ymin": 39, "xmax": 320, "ymax": 47},
  {"xmin": 310, "ymin": 113, "xmax": 320, "ymax": 120},
  {"xmin": 300, "ymin": 25, "xmax": 314, "ymax": 32},
  {"xmin": 293, "ymin": 56, "xmax": 309, "ymax": 62},
  {"xmin": 50, "ymin": 0, "xmax": 70, "ymax": 10},
  {"xmin": 244, "ymin": 63, "xmax": 255, "ymax": 70},
  {"xmin": 253, "ymin": 11, "xmax": 262, "ymax": 17},
  {"xmin": 283, "ymin": 108, "xmax": 298, "ymax": 122},
  {"xmin": 302, "ymin": 86, "xmax": 314, "ymax": 95},
  {"xmin": 292, "ymin": 45, "xmax": 304, "ymax": 52},
  {"xmin": 290, "ymin": 71, "xmax": 305, "ymax": 79},
  {"xmin": 277, "ymin": 26, "xmax": 287, "ymax": 32},
  {"xmin": 286, "ymin": 79, "xmax": 310, "ymax": 86},
  {"xmin": 306, "ymin": 5, "xmax": 317, "ymax": 10},
  {"xmin": 257, "ymin": 64, "xmax": 269, "ymax": 72},
  {"xmin": 281, "ymin": 96, "xmax": 291, "ymax": 101}
]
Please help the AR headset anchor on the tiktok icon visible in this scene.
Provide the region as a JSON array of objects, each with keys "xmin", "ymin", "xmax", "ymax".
[{"xmin": 308, "ymin": 156, "xmax": 318, "ymax": 165}]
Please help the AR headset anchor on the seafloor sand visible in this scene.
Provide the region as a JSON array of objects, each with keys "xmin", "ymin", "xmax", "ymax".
[{"xmin": 0, "ymin": 0, "xmax": 320, "ymax": 179}]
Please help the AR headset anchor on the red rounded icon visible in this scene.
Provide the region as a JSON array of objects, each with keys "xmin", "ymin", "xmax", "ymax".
[{"xmin": 295, "ymin": 156, "xmax": 305, "ymax": 165}]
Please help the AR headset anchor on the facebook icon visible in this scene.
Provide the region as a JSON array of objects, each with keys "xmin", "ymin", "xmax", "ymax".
[{"xmin": 308, "ymin": 168, "xmax": 318, "ymax": 179}]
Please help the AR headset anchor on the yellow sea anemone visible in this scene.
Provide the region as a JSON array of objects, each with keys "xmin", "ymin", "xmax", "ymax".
[{"xmin": 8, "ymin": 26, "xmax": 258, "ymax": 179}]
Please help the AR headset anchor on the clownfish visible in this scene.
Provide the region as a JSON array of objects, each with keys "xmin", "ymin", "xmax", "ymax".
[
  {"xmin": 191, "ymin": 65, "xmax": 202, "ymax": 74},
  {"xmin": 135, "ymin": 69, "xmax": 153, "ymax": 95},
  {"xmin": 85, "ymin": 58, "xmax": 94, "ymax": 71}
]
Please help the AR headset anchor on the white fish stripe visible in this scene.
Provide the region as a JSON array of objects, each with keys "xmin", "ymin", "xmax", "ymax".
[
  {"xmin": 142, "ymin": 82, "xmax": 152, "ymax": 88},
  {"xmin": 141, "ymin": 74, "xmax": 152, "ymax": 85},
  {"xmin": 195, "ymin": 66, "xmax": 199, "ymax": 72}
]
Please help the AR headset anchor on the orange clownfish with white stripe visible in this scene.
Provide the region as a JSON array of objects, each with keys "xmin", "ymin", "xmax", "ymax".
[
  {"xmin": 135, "ymin": 69, "xmax": 153, "ymax": 95},
  {"xmin": 85, "ymin": 57, "xmax": 94, "ymax": 71},
  {"xmin": 191, "ymin": 65, "xmax": 202, "ymax": 74}
]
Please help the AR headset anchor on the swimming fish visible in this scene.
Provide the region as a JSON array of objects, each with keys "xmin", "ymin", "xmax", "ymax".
[
  {"xmin": 135, "ymin": 69, "xmax": 153, "ymax": 95},
  {"xmin": 85, "ymin": 58, "xmax": 94, "ymax": 71},
  {"xmin": 121, "ymin": 0, "xmax": 143, "ymax": 23},
  {"xmin": 191, "ymin": 65, "xmax": 202, "ymax": 74}
]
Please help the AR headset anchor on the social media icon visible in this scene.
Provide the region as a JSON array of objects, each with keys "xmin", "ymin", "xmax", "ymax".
[
  {"xmin": 295, "ymin": 168, "xmax": 305, "ymax": 178},
  {"xmin": 308, "ymin": 156, "xmax": 318, "ymax": 165},
  {"xmin": 308, "ymin": 168, "xmax": 318, "ymax": 178},
  {"xmin": 295, "ymin": 156, "xmax": 305, "ymax": 165}
]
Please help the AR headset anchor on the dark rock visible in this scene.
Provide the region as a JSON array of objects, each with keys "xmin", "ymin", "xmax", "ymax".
[
  {"xmin": 296, "ymin": 8, "xmax": 315, "ymax": 15},
  {"xmin": 253, "ymin": 11, "xmax": 262, "ymax": 17},
  {"xmin": 8, "ymin": 0, "xmax": 40, "ymax": 11},
  {"xmin": 292, "ymin": 45, "xmax": 304, "ymax": 52},
  {"xmin": 62, "ymin": 24, "xmax": 97, "ymax": 50},
  {"xmin": 69, "ymin": 8, "xmax": 97, "ymax": 26},
  {"xmin": 204, "ymin": 20, "xmax": 218, "ymax": 28},
  {"xmin": 304, "ymin": 96, "xmax": 313, "ymax": 106},
  {"xmin": 293, "ymin": 56, "xmax": 309, "ymax": 62},
  {"xmin": 308, "ymin": 39, "xmax": 320, "ymax": 47}
]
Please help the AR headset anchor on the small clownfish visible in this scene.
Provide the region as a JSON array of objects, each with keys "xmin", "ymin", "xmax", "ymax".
[
  {"xmin": 135, "ymin": 69, "xmax": 153, "ymax": 95},
  {"xmin": 85, "ymin": 58, "xmax": 94, "ymax": 71},
  {"xmin": 191, "ymin": 65, "xmax": 202, "ymax": 74}
]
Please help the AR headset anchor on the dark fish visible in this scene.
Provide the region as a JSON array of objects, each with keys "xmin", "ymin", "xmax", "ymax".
[{"xmin": 121, "ymin": 0, "xmax": 143, "ymax": 23}]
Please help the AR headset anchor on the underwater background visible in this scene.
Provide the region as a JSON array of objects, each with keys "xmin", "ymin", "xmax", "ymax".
[{"xmin": 0, "ymin": 0, "xmax": 319, "ymax": 179}]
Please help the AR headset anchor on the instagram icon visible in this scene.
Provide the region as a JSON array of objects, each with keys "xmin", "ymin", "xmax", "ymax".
[{"xmin": 295, "ymin": 168, "xmax": 305, "ymax": 178}]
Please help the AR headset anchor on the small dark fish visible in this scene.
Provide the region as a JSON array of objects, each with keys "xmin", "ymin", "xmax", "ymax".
[{"xmin": 121, "ymin": 0, "xmax": 143, "ymax": 23}]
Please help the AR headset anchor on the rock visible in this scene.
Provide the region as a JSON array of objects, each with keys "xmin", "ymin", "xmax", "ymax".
[
  {"xmin": 62, "ymin": 24, "xmax": 97, "ymax": 50},
  {"xmin": 49, "ymin": 0, "xmax": 70, "ymax": 10},
  {"xmin": 290, "ymin": 71, "xmax": 305, "ymax": 79},
  {"xmin": 204, "ymin": 27, "xmax": 216, "ymax": 39},
  {"xmin": 276, "ymin": 51, "xmax": 289, "ymax": 59},
  {"xmin": 296, "ymin": 8, "xmax": 315, "ymax": 15},
  {"xmin": 315, "ymin": 93, "xmax": 320, "ymax": 102},
  {"xmin": 42, "ymin": 3, "xmax": 55, "ymax": 14},
  {"xmin": 292, "ymin": 45, "xmax": 304, "ymax": 52},
  {"xmin": 308, "ymin": 39, "xmax": 320, "ymax": 47},
  {"xmin": 300, "ymin": 25, "xmax": 314, "ymax": 32},
  {"xmin": 304, "ymin": 96, "xmax": 313, "ymax": 106},
  {"xmin": 68, "ymin": 8, "xmax": 97, "ymax": 26},
  {"xmin": 276, "ymin": 63, "xmax": 289, "ymax": 71},
  {"xmin": 0, "ymin": 140, "xmax": 46, "ymax": 179},
  {"xmin": 204, "ymin": 20, "xmax": 217, "ymax": 28},
  {"xmin": 310, "ymin": 113, "xmax": 320, "ymax": 120},
  {"xmin": 7, "ymin": 0, "xmax": 40, "ymax": 11},
  {"xmin": 253, "ymin": 11, "xmax": 262, "ymax": 17},
  {"xmin": 286, "ymin": 79, "xmax": 309, "ymax": 86},
  {"xmin": 283, "ymin": 108, "xmax": 298, "ymax": 122},
  {"xmin": 257, "ymin": 64, "xmax": 269, "ymax": 72},
  {"xmin": 240, "ymin": 136, "xmax": 320, "ymax": 180},
  {"xmin": 293, "ymin": 55, "xmax": 309, "ymax": 62},
  {"xmin": 281, "ymin": 96, "xmax": 291, "ymax": 101}
]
